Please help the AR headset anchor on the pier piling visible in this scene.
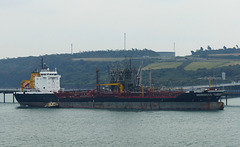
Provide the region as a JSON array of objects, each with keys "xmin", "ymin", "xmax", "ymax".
[
  {"xmin": 0, "ymin": 89, "xmax": 18, "ymax": 103},
  {"xmin": 13, "ymin": 93, "xmax": 15, "ymax": 103},
  {"xmin": 225, "ymin": 95, "xmax": 228, "ymax": 106},
  {"xmin": 3, "ymin": 93, "xmax": 5, "ymax": 103}
]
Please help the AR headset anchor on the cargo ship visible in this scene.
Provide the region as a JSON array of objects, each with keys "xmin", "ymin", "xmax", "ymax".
[{"xmin": 14, "ymin": 59, "xmax": 224, "ymax": 110}]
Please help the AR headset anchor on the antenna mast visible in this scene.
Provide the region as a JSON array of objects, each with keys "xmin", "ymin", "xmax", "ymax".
[
  {"xmin": 124, "ymin": 33, "xmax": 126, "ymax": 50},
  {"xmin": 174, "ymin": 42, "xmax": 175, "ymax": 52},
  {"xmin": 173, "ymin": 42, "xmax": 176, "ymax": 56}
]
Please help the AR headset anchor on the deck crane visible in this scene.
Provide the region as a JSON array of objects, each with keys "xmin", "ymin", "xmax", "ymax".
[{"xmin": 96, "ymin": 83, "xmax": 124, "ymax": 93}]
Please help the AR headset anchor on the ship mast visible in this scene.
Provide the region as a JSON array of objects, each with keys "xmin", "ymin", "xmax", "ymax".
[
  {"xmin": 96, "ymin": 68, "xmax": 100, "ymax": 92},
  {"xmin": 41, "ymin": 57, "xmax": 44, "ymax": 69}
]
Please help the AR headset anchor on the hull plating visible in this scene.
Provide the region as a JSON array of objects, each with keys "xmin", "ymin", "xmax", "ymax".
[
  {"xmin": 15, "ymin": 101, "xmax": 224, "ymax": 110},
  {"xmin": 14, "ymin": 93, "xmax": 57, "ymax": 107},
  {"xmin": 14, "ymin": 93, "xmax": 224, "ymax": 110},
  {"xmin": 58, "ymin": 101, "xmax": 224, "ymax": 110}
]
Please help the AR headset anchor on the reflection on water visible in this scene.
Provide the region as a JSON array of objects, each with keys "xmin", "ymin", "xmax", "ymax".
[{"xmin": 0, "ymin": 95, "xmax": 240, "ymax": 146}]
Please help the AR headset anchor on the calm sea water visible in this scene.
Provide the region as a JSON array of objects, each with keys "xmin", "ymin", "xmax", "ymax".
[{"xmin": 0, "ymin": 94, "xmax": 240, "ymax": 147}]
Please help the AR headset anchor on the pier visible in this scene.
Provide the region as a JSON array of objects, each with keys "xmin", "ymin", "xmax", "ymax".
[
  {"xmin": 221, "ymin": 90, "xmax": 240, "ymax": 105},
  {"xmin": 0, "ymin": 88, "xmax": 240, "ymax": 105},
  {"xmin": 179, "ymin": 82, "xmax": 240, "ymax": 106},
  {"xmin": 0, "ymin": 89, "xmax": 19, "ymax": 103}
]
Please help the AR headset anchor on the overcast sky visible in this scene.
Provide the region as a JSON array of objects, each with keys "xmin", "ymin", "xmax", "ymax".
[{"xmin": 1, "ymin": 0, "xmax": 240, "ymax": 59}]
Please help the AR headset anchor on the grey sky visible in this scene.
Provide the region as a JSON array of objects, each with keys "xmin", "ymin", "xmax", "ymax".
[{"xmin": 1, "ymin": 0, "xmax": 240, "ymax": 59}]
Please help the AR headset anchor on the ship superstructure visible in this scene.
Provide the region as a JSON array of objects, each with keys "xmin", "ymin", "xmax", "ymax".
[
  {"xmin": 20, "ymin": 59, "xmax": 61, "ymax": 92},
  {"xmin": 34, "ymin": 68, "xmax": 61, "ymax": 92},
  {"xmin": 15, "ymin": 59, "xmax": 61, "ymax": 107}
]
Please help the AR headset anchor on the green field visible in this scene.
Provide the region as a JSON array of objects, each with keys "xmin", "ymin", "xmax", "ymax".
[
  {"xmin": 143, "ymin": 62, "xmax": 183, "ymax": 70},
  {"xmin": 72, "ymin": 57, "xmax": 153, "ymax": 62},
  {"xmin": 72, "ymin": 57, "xmax": 240, "ymax": 71},
  {"xmin": 72, "ymin": 58, "xmax": 125, "ymax": 62},
  {"xmin": 143, "ymin": 58, "xmax": 240, "ymax": 71},
  {"xmin": 208, "ymin": 53, "xmax": 240, "ymax": 56},
  {"xmin": 184, "ymin": 59, "xmax": 240, "ymax": 71}
]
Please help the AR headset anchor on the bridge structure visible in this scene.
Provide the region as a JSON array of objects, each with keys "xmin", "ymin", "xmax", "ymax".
[{"xmin": 0, "ymin": 89, "xmax": 19, "ymax": 103}]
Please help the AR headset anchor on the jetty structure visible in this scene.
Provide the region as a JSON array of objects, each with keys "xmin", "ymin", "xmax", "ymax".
[{"xmin": 0, "ymin": 89, "xmax": 18, "ymax": 103}]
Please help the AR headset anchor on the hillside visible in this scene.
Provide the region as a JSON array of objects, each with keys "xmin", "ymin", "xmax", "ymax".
[
  {"xmin": 0, "ymin": 49, "xmax": 157, "ymax": 89},
  {"xmin": 1, "ymin": 49, "xmax": 240, "ymax": 89}
]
